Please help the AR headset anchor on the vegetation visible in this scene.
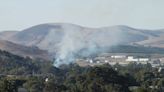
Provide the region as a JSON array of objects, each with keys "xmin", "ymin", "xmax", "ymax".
[
  {"xmin": 0, "ymin": 50, "xmax": 61, "ymax": 75},
  {"xmin": 1, "ymin": 50, "xmax": 164, "ymax": 92},
  {"xmin": 1, "ymin": 62, "xmax": 164, "ymax": 92}
]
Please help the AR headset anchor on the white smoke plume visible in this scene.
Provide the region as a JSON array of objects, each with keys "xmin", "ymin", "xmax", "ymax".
[{"xmin": 52, "ymin": 24, "xmax": 125, "ymax": 67}]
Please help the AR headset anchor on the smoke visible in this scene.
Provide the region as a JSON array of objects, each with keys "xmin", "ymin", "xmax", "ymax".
[{"xmin": 53, "ymin": 25, "xmax": 124, "ymax": 67}]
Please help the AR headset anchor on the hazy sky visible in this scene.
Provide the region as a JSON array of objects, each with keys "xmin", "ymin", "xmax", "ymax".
[{"xmin": 0, "ymin": 0, "xmax": 164, "ymax": 31}]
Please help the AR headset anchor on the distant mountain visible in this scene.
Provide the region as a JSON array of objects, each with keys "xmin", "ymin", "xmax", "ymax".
[
  {"xmin": 0, "ymin": 40, "xmax": 50, "ymax": 60},
  {"xmin": 1, "ymin": 23, "xmax": 164, "ymax": 62},
  {"xmin": 1, "ymin": 23, "xmax": 163, "ymax": 50}
]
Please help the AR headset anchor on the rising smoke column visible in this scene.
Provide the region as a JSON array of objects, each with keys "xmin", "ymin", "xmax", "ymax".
[
  {"xmin": 54, "ymin": 25, "xmax": 86, "ymax": 66},
  {"xmin": 53, "ymin": 25, "xmax": 124, "ymax": 67}
]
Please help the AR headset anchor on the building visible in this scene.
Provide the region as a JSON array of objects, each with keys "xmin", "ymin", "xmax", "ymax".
[
  {"xmin": 139, "ymin": 58, "xmax": 149, "ymax": 62},
  {"xmin": 126, "ymin": 56, "xmax": 149, "ymax": 62},
  {"xmin": 111, "ymin": 55, "xmax": 126, "ymax": 59},
  {"xmin": 126, "ymin": 56, "xmax": 138, "ymax": 62}
]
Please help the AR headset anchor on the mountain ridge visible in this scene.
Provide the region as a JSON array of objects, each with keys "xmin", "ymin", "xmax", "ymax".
[{"xmin": 0, "ymin": 23, "xmax": 164, "ymax": 60}]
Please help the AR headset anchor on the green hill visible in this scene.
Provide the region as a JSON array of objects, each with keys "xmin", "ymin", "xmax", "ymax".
[{"xmin": 0, "ymin": 50, "xmax": 59, "ymax": 75}]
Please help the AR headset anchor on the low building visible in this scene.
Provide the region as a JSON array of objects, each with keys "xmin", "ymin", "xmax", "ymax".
[
  {"xmin": 126, "ymin": 56, "xmax": 138, "ymax": 62},
  {"xmin": 139, "ymin": 58, "xmax": 149, "ymax": 62},
  {"xmin": 126, "ymin": 56, "xmax": 149, "ymax": 62},
  {"xmin": 111, "ymin": 55, "xmax": 126, "ymax": 59}
]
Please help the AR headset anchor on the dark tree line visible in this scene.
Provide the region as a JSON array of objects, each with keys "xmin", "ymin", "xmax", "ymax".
[{"xmin": 1, "ymin": 50, "xmax": 164, "ymax": 92}]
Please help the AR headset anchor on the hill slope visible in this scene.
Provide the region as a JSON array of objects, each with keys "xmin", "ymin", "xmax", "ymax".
[
  {"xmin": 0, "ymin": 31, "xmax": 18, "ymax": 40},
  {"xmin": 1, "ymin": 23, "xmax": 164, "ymax": 65},
  {"xmin": 2, "ymin": 23, "xmax": 163, "ymax": 51},
  {"xmin": 0, "ymin": 50, "xmax": 59, "ymax": 75},
  {"xmin": 0, "ymin": 40, "xmax": 50, "ymax": 60}
]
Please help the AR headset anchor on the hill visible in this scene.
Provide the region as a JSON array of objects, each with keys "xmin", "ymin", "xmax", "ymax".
[
  {"xmin": 0, "ymin": 40, "xmax": 50, "ymax": 60},
  {"xmin": 1, "ymin": 23, "xmax": 162, "ymax": 52},
  {"xmin": 1, "ymin": 23, "xmax": 164, "ymax": 65},
  {"xmin": 0, "ymin": 50, "xmax": 59, "ymax": 75}
]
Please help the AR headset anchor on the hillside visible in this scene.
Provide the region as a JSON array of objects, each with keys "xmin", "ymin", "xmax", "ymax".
[
  {"xmin": 0, "ymin": 40, "xmax": 50, "ymax": 60},
  {"xmin": 1, "ymin": 23, "xmax": 162, "ymax": 52},
  {"xmin": 136, "ymin": 30, "xmax": 164, "ymax": 48},
  {"xmin": 1, "ymin": 23, "xmax": 164, "ymax": 65},
  {"xmin": 0, "ymin": 31, "xmax": 18, "ymax": 40},
  {"xmin": 0, "ymin": 50, "xmax": 59, "ymax": 75}
]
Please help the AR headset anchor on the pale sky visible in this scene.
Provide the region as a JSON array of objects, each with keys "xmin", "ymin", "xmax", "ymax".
[{"xmin": 0, "ymin": 0, "xmax": 164, "ymax": 31}]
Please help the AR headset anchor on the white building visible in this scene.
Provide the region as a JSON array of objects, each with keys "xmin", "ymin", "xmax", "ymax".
[
  {"xmin": 126, "ymin": 56, "xmax": 138, "ymax": 62},
  {"xmin": 126, "ymin": 56, "xmax": 149, "ymax": 62},
  {"xmin": 139, "ymin": 58, "xmax": 149, "ymax": 62},
  {"xmin": 126, "ymin": 56, "xmax": 149, "ymax": 64},
  {"xmin": 111, "ymin": 55, "xmax": 126, "ymax": 59}
]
